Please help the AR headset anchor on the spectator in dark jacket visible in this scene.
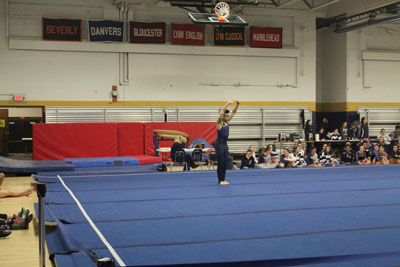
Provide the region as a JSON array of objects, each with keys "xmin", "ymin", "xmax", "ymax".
[
  {"xmin": 390, "ymin": 125, "xmax": 400, "ymax": 146},
  {"xmin": 348, "ymin": 123, "xmax": 359, "ymax": 140},
  {"xmin": 240, "ymin": 150, "xmax": 256, "ymax": 169},
  {"xmin": 317, "ymin": 128, "xmax": 327, "ymax": 141},
  {"xmin": 377, "ymin": 146, "xmax": 390, "ymax": 165},
  {"xmin": 355, "ymin": 145, "xmax": 370, "ymax": 165},
  {"xmin": 339, "ymin": 122, "xmax": 349, "ymax": 140},
  {"xmin": 389, "ymin": 145, "xmax": 400, "ymax": 164},
  {"xmin": 359, "ymin": 117, "xmax": 369, "ymax": 139},
  {"xmin": 304, "ymin": 120, "xmax": 313, "ymax": 154},
  {"xmin": 306, "ymin": 147, "xmax": 321, "ymax": 167},
  {"xmin": 376, "ymin": 137, "xmax": 388, "ymax": 152},
  {"xmin": 370, "ymin": 144, "xmax": 380, "ymax": 165},
  {"xmin": 341, "ymin": 145, "xmax": 354, "ymax": 165},
  {"xmin": 278, "ymin": 148, "xmax": 296, "ymax": 168}
]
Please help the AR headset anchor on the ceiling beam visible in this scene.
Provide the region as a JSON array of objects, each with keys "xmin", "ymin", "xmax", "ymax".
[
  {"xmin": 277, "ymin": 0, "xmax": 300, "ymax": 8},
  {"xmin": 302, "ymin": 0, "xmax": 312, "ymax": 9},
  {"xmin": 312, "ymin": 0, "xmax": 341, "ymax": 11}
]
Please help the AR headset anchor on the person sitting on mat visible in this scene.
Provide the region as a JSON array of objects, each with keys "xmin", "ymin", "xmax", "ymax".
[
  {"xmin": 341, "ymin": 145, "xmax": 354, "ymax": 165},
  {"xmin": 377, "ymin": 146, "xmax": 390, "ymax": 165},
  {"xmin": 215, "ymin": 99, "xmax": 240, "ymax": 185},
  {"xmin": 293, "ymin": 146, "xmax": 307, "ymax": 168},
  {"xmin": 355, "ymin": 145, "xmax": 371, "ymax": 165},
  {"xmin": 257, "ymin": 146, "xmax": 269, "ymax": 169},
  {"xmin": 389, "ymin": 145, "xmax": 400, "ymax": 164},
  {"xmin": 370, "ymin": 144, "xmax": 381, "ymax": 165},
  {"xmin": 170, "ymin": 136, "xmax": 198, "ymax": 171},
  {"xmin": 240, "ymin": 150, "xmax": 256, "ymax": 170},
  {"xmin": 0, "ymin": 173, "xmax": 34, "ymax": 198},
  {"xmin": 296, "ymin": 142, "xmax": 305, "ymax": 155},
  {"xmin": 319, "ymin": 145, "xmax": 339, "ymax": 167},
  {"xmin": 278, "ymin": 148, "xmax": 296, "ymax": 168},
  {"xmin": 248, "ymin": 145, "xmax": 258, "ymax": 165},
  {"xmin": 306, "ymin": 147, "xmax": 322, "ymax": 167},
  {"xmin": 376, "ymin": 137, "xmax": 388, "ymax": 152},
  {"xmin": 317, "ymin": 143, "xmax": 327, "ymax": 159}
]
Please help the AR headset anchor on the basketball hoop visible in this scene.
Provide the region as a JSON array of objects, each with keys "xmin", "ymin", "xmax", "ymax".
[{"xmin": 215, "ymin": 2, "xmax": 230, "ymax": 22}]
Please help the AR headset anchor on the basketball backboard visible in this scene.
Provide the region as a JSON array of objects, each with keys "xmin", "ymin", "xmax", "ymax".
[{"xmin": 188, "ymin": 13, "xmax": 248, "ymax": 26}]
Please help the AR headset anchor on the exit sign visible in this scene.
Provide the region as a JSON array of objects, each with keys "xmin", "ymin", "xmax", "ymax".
[{"xmin": 13, "ymin": 95, "xmax": 25, "ymax": 102}]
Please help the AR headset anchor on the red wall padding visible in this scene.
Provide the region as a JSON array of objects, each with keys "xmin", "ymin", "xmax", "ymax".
[
  {"xmin": 33, "ymin": 123, "xmax": 119, "ymax": 160},
  {"xmin": 33, "ymin": 122, "xmax": 216, "ymax": 160},
  {"xmin": 144, "ymin": 122, "xmax": 217, "ymax": 155},
  {"xmin": 117, "ymin": 123, "xmax": 144, "ymax": 156}
]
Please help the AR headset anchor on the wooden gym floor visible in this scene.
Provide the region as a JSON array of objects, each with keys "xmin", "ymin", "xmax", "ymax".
[{"xmin": 1, "ymin": 175, "xmax": 51, "ymax": 266}]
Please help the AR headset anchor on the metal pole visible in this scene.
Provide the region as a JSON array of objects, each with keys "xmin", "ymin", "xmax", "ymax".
[
  {"xmin": 261, "ymin": 108, "xmax": 265, "ymax": 147},
  {"xmin": 37, "ymin": 183, "xmax": 47, "ymax": 267}
]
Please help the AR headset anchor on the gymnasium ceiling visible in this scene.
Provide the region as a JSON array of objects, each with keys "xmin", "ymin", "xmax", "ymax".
[{"xmin": 112, "ymin": 0, "xmax": 400, "ymax": 32}]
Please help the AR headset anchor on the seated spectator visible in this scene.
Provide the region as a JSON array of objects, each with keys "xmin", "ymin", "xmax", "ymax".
[
  {"xmin": 389, "ymin": 145, "xmax": 400, "ymax": 164},
  {"xmin": 348, "ymin": 122, "xmax": 359, "ymax": 140},
  {"xmin": 341, "ymin": 145, "xmax": 354, "ymax": 165},
  {"xmin": 378, "ymin": 129, "xmax": 392, "ymax": 145},
  {"xmin": 317, "ymin": 128, "xmax": 327, "ymax": 141},
  {"xmin": 258, "ymin": 146, "xmax": 267, "ymax": 165},
  {"xmin": 390, "ymin": 125, "xmax": 400, "ymax": 145},
  {"xmin": 320, "ymin": 145, "xmax": 339, "ymax": 166},
  {"xmin": 268, "ymin": 153, "xmax": 280, "ymax": 169},
  {"xmin": 304, "ymin": 120, "xmax": 314, "ymax": 154},
  {"xmin": 339, "ymin": 122, "xmax": 349, "ymax": 140},
  {"xmin": 370, "ymin": 144, "xmax": 380, "ymax": 165},
  {"xmin": 377, "ymin": 146, "xmax": 390, "ymax": 165},
  {"xmin": 258, "ymin": 144, "xmax": 277, "ymax": 169},
  {"xmin": 306, "ymin": 147, "xmax": 322, "ymax": 167},
  {"xmin": 249, "ymin": 145, "xmax": 258, "ymax": 164},
  {"xmin": 170, "ymin": 136, "xmax": 198, "ymax": 171},
  {"xmin": 357, "ymin": 139, "xmax": 370, "ymax": 150},
  {"xmin": 293, "ymin": 146, "xmax": 307, "ymax": 167},
  {"xmin": 296, "ymin": 142, "xmax": 304, "ymax": 154},
  {"xmin": 376, "ymin": 137, "xmax": 388, "ymax": 152},
  {"xmin": 318, "ymin": 143, "xmax": 328, "ymax": 157},
  {"xmin": 355, "ymin": 146, "xmax": 371, "ymax": 165},
  {"xmin": 330, "ymin": 129, "xmax": 343, "ymax": 140},
  {"xmin": 240, "ymin": 149, "xmax": 256, "ymax": 170},
  {"xmin": 359, "ymin": 117, "xmax": 369, "ymax": 139},
  {"xmin": 278, "ymin": 148, "xmax": 296, "ymax": 168},
  {"xmin": 360, "ymin": 140, "xmax": 372, "ymax": 155}
]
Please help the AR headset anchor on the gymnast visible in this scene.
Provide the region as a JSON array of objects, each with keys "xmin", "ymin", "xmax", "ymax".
[
  {"xmin": 0, "ymin": 173, "xmax": 34, "ymax": 198},
  {"xmin": 215, "ymin": 99, "xmax": 239, "ymax": 185}
]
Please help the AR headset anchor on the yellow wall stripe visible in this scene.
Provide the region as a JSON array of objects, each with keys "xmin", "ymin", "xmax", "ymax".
[
  {"xmin": 1, "ymin": 100, "xmax": 399, "ymax": 112},
  {"xmin": 0, "ymin": 100, "xmax": 317, "ymax": 111}
]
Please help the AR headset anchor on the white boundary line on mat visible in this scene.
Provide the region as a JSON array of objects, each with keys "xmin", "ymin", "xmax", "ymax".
[{"xmin": 57, "ymin": 175, "xmax": 126, "ymax": 267}]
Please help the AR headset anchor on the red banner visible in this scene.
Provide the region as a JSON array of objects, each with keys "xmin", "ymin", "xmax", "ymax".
[
  {"xmin": 171, "ymin": 24, "xmax": 205, "ymax": 46},
  {"xmin": 250, "ymin": 27, "xmax": 282, "ymax": 48},
  {"xmin": 130, "ymin": 22, "xmax": 166, "ymax": 43},
  {"xmin": 42, "ymin": 17, "xmax": 81, "ymax": 41}
]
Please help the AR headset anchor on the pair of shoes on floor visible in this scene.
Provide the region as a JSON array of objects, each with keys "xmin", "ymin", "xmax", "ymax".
[
  {"xmin": 18, "ymin": 207, "xmax": 30, "ymax": 218},
  {"xmin": 219, "ymin": 181, "xmax": 230, "ymax": 185},
  {"xmin": 0, "ymin": 229, "xmax": 11, "ymax": 238},
  {"xmin": 11, "ymin": 214, "xmax": 33, "ymax": 230}
]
